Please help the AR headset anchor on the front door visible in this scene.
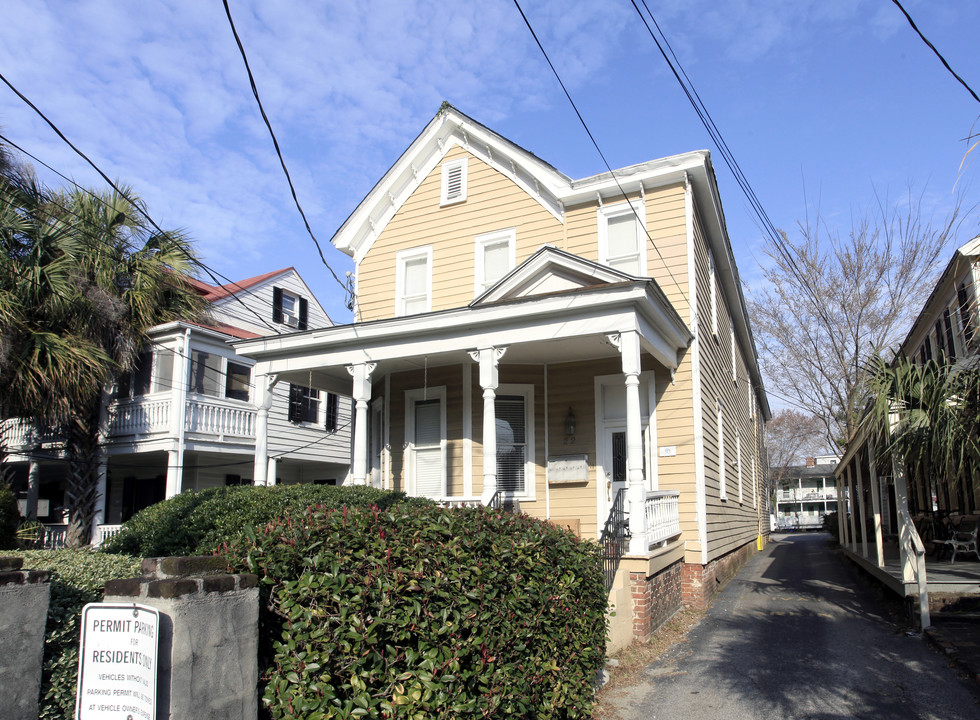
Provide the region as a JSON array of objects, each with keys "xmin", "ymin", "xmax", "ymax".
[{"xmin": 600, "ymin": 426, "xmax": 629, "ymax": 508}]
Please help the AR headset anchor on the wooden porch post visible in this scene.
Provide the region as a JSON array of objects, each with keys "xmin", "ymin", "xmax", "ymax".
[
  {"xmin": 855, "ymin": 455, "xmax": 869, "ymax": 558},
  {"xmin": 836, "ymin": 472, "xmax": 846, "ymax": 545},
  {"xmin": 470, "ymin": 347, "xmax": 506, "ymax": 505},
  {"xmin": 253, "ymin": 371, "xmax": 277, "ymax": 486},
  {"xmin": 611, "ymin": 331, "xmax": 649, "ymax": 556},
  {"xmin": 867, "ymin": 440, "xmax": 885, "ymax": 568},
  {"xmin": 847, "ymin": 464, "xmax": 858, "ymax": 553},
  {"xmin": 347, "ymin": 362, "xmax": 377, "ymax": 485}
]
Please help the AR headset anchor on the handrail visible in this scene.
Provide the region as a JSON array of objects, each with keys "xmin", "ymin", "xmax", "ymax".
[
  {"xmin": 599, "ymin": 489, "xmax": 628, "ymax": 592},
  {"xmin": 899, "ymin": 506, "xmax": 930, "ymax": 629}
]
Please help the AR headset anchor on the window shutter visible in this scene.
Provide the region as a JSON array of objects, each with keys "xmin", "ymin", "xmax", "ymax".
[
  {"xmin": 944, "ymin": 308, "xmax": 956, "ymax": 359},
  {"xmin": 288, "ymin": 383, "xmax": 303, "ymax": 422},
  {"xmin": 325, "ymin": 393, "xmax": 339, "ymax": 431},
  {"xmin": 273, "ymin": 287, "xmax": 283, "ymax": 323},
  {"xmin": 298, "ymin": 297, "xmax": 309, "ymax": 330},
  {"xmin": 495, "ymin": 395, "xmax": 526, "ymax": 493},
  {"xmin": 959, "ymin": 284, "xmax": 975, "ymax": 345}
]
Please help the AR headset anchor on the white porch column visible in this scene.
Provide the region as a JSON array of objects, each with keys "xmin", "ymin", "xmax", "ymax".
[
  {"xmin": 253, "ymin": 372, "xmax": 278, "ymax": 486},
  {"xmin": 166, "ymin": 329, "xmax": 191, "ymax": 498},
  {"xmin": 836, "ymin": 474, "xmax": 846, "ymax": 545},
  {"xmin": 26, "ymin": 459, "xmax": 40, "ymax": 520},
  {"xmin": 867, "ymin": 442, "xmax": 885, "ymax": 568},
  {"xmin": 347, "ymin": 362, "xmax": 377, "ymax": 485},
  {"xmin": 847, "ymin": 464, "xmax": 858, "ymax": 552},
  {"xmin": 89, "ymin": 455, "xmax": 108, "ymax": 545},
  {"xmin": 612, "ymin": 331, "xmax": 649, "ymax": 556},
  {"xmin": 855, "ymin": 455, "xmax": 869, "ymax": 558},
  {"xmin": 892, "ymin": 454, "xmax": 916, "ymax": 584},
  {"xmin": 470, "ymin": 347, "xmax": 506, "ymax": 505}
]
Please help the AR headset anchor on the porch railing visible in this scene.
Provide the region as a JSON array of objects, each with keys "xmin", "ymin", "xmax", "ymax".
[
  {"xmin": 95, "ymin": 524, "xmax": 123, "ymax": 546},
  {"xmin": 1, "ymin": 419, "xmax": 69, "ymax": 452},
  {"xmin": 646, "ymin": 490, "xmax": 681, "ymax": 547},
  {"xmin": 599, "ymin": 489, "xmax": 628, "ymax": 592},
  {"xmin": 185, "ymin": 400, "xmax": 255, "ymax": 438},
  {"xmin": 107, "ymin": 396, "xmax": 257, "ymax": 440},
  {"xmin": 107, "ymin": 397, "xmax": 172, "ymax": 436},
  {"xmin": 43, "ymin": 524, "xmax": 68, "ymax": 550},
  {"xmin": 898, "ymin": 506, "xmax": 930, "ymax": 629}
]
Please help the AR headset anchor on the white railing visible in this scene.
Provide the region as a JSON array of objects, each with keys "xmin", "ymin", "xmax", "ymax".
[
  {"xmin": 43, "ymin": 524, "xmax": 68, "ymax": 549},
  {"xmin": 898, "ymin": 506, "xmax": 930, "ymax": 629},
  {"xmin": 107, "ymin": 397, "xmax": 172, "ymax": 436},
  {"xmin": 106, "ymin": 396, "xmax": 256, "ymax": 441},
  {"xmin": 646, "ymin": 490, "xmax": 681, "ymax": 547},
  {"xmin": 185, "ymin": 398, "xmax": 255, "ymax": 438},
  {"xmin": 1, "ymin": 419, "xmax": 68, "ymax": 451},
  {"xmin": 95, "ymin": 524, "xmax": 123, "ymax": 546},
  {"xmin": 438, "ymin": 497, "xmax": 484, "ymax": 508}
]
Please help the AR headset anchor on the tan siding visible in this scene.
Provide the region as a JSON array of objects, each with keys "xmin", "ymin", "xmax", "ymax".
[{"xmin": 357, "ymin": 146, "xmax": 564, "ymax": 321}]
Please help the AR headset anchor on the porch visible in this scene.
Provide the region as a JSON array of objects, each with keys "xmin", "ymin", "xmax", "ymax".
[{"xmin": 842, "ymin": 540, "xmax": 980, "ymax": 599}]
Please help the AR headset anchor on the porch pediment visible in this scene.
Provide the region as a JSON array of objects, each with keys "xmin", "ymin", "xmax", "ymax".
[{"xmin": 473, "ymin": 246, "xmax": 639, "ymax": 306}]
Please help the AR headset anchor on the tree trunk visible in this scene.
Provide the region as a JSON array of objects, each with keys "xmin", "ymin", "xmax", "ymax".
[{"xmin": 64, "ymin": 400, "xmax": 103, "ymax": 548}]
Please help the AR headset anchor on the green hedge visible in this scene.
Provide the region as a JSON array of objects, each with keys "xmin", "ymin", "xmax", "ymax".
[
  {"xmin": 101, "ymin": 484, "xmax": 430, "ymax": 558},
  {"xmin": 223, "ymin": 503, "xmax": 607, "ymax": 719},
  {"xmin": 19, "ymin": 549, "xmax": 142, "ymax": 720},
  {"xmin": 0, "ymin": 483, "xmax": 19, "ymax": 549}
]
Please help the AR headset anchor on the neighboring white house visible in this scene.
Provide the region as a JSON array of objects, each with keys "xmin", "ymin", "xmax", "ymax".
[
  {"xmin": 774, "ymin": 456, "xmax": 841, "ymax": 531},
  {"xmin": 3, "ymin": 267, "xmax": 353, "ymax": 544}
]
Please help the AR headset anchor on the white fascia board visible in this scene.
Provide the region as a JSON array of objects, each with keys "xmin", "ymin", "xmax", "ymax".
[
  {"xmin": 559, "ymin": 151, "xmax": 709, "ymax": 207},
  {"xmin": 147, "ymin": 321, "xmax": 232, "ymax": 345},
  {"xmin": 234, "ymin": 284, "xmax": 690, "ymax": 372},
  {"xmin": 333, "ymin": 109, "xmax": 571, "ymax": 265}
]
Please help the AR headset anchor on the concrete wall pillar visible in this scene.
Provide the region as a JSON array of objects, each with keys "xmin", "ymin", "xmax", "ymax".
[
  {"xmin": 0, "ymin": 557, "xmax": 51, "ymax": 720},
  {"xmin": 104, "ymin": 557, "xmax": 259, "ymax": 720}
]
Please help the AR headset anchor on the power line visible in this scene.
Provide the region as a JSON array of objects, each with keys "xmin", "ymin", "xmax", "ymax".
[
  {"xmin": 220, "ymin": 0, "xmax": 354, "ymax": 310},
  {"xmin": 510, "ymin": 0, "xmax": 690, "ymax": 307},
  {"xmin": 890, "ymin": 0, "xmax": 980, "ymax": 105},
  {"xmin": 0, "ymin": 133, "xmax": 287, "ymax": 336}
]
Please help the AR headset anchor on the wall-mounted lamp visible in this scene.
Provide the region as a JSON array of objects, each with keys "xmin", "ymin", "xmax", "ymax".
[{"xmin": 564, "ymin": 407, "xmax": 577, "ymax": 437}]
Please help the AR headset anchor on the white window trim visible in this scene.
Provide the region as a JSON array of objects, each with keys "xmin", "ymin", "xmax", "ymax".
[
  {"xmin": 737, "ymin": 429, "xmax": 743, "ymax": 504},
  {"xmin": 440, "ymin": 157, "xmax": 468, "ymax": 206},
  {"xmin": 597, "ymin": 200, "xmax": 647, "ymax": 276},
  {"xmin": 474, "ymin": 228, "xmax": 516, "ymax": 296},
  {"xmin": 497, "ymin": 383, "xmax": 536, "ymax": 501},
  {"xmin": 280, "ymin": 290, "xmax": 300, "ymax": 328},
  {"xmin": 395, "ymin": 245, "xmax": 433, "ymax": 317},
  {"xmin": 405, "ymin": 386, "xmax": 447, "ymax": 498},
  {"xmin": 709, "ymin": 252, "xmax": 718, "ymax": 337},
  {"xmin": 730, "ymin": 325, "xmax": 737, "ymax": 382},
  {"xmin": 717, "ymin": 400, "xmax": 726, "ymax": 501}
]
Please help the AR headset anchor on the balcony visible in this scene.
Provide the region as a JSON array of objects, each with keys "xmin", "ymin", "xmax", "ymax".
[
  {"xmin": 106, "ymin": 395, "xmax": 256, "ymax": 442},
  {"xmin": 0, "ymin": 419, "xmax": 68, "ymax": 453}
]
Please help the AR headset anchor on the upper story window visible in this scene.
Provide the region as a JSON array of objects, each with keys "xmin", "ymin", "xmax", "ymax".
[
  {"xmin": 440, "ymin": 157, "xmax": 468, "ymax": 206},
  {"xmin": 396, "ymin": 246, "xmax": 433, "ymax": 316},
  {"xmin": 190, "ymin": 350, "xmax": 252, "ymax": 402},
  {"xmin": 710, "ymin": 252, "xmax": 718, "ymax": 337},
  {"xmin": 730, "ymin": 325, "xmax": 737, "ymax": 382},
  {"xmin": 598, "ymin": 201, "xmax": 646, "ymax": 276},
  {"xmin": 117, "ymin": 350, "xmax": 157, "ymax": 399},
  {"xmin": 273, "ymin": 286, "xmax": 308, "ymax": 330},
  {"xmin": 475, "ymin": 228, "xmax": 516, "ymax": 295},
  {"xmin": 225, "ymin": 362, "xmax": 251, "ymax": 402}
]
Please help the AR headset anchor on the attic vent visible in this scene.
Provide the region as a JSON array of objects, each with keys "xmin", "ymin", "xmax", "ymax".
[{"xmin": 441, "ymin": 157, "xmax": 468, "ymax": 206}]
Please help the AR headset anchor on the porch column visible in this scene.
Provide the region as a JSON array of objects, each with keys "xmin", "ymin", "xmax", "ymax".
[
  {"xmin": 866, "ymin": 442, "xmax": 885, "ymax": 568},
  {"xmin": 347, "ymin": 362, "xmax": 377, "ymax": 485},
  {"xmin": 253, "ymin": 373, "xmax": 278, "ymax": 486},
  {"xmin": 89, "ymin": 456, "xmax": 108, "ymax": 545},
  {"xmin": 470, "ymin": 347, "xmax": 506, "ymax": 505},
  {"xmin": 25, "ymin": 459, "xmax": 40, "ymax": 521},
  {"xmin": 613, "ymin": 331, "xmax": 649, "ymax": 556},
  {"xmin": 166, "ymin": 329, "xmax": 191, "ymax": 498},
  {"xmin": 836, "ymin": 473, "xmax": 846, "ymax": 546},
  {"xmin": 892, "ymin": 453, "xmax": 916, "ymax": 584},
  {"xmin": 846, "ymin": 464, "xmax": 858, "ymax": 553},
  {"xmin": 855, "ymin": 455, "xmax": 869, "ymax": 558}
]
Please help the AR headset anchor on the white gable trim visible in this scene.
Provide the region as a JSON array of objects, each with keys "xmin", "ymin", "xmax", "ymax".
[{"xmin": 333, "ymin": 109, "xmax": 571, "ymax": 265}]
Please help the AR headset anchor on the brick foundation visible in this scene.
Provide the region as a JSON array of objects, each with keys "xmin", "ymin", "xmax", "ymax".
[
  {"xmin": 629, "ymin": 560, "xmax": 683, "ymax": 642},
  {"xmin": 682, "ymin": 541, "xmax": 756, "ymax": 609}
]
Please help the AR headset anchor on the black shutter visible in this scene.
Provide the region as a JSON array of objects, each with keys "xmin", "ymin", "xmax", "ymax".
[
  {"xmin": 273, "ymin": 286, "xmax": 283, "ymax": 323},
  {"xmin": 298, "ymin": 297, "xmax": 308, "ymax": 330},
  {"xmin": 325, "ymin": 393, "xmax": 339, "ymax": 431},
  {"xmin": 288, "ymin": 383, "xmax": 303, "ymax": 422},
  {"xmin": 944, "ymin": 308, "xmax": 956, "ymax": 360},
  {"xmin": 959, "ymin": 284, "xmax": 975, "ymax": 345},
  {"xmin": 935, "ymin": 320, "xmax": 945, "ymax": 362}
]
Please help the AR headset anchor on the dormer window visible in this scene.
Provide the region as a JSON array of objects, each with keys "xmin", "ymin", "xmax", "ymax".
[
  {"xmin": 273, "ymin": 286, "xmax": 308, "ymax": 330},
  {"xmin": 440, "ymin": 157, "xmax": 468, "ymax": 206},
  {"xmin": 598, "ymin": 201, "xmax": 646, "ymax": 276}
]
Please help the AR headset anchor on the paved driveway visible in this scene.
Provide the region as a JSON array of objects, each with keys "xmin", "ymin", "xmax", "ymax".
[{"xmin": 602, "ymin": 533, "xmax": 980, "ymax": 720}]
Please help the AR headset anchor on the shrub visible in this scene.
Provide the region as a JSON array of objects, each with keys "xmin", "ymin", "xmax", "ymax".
[
  {"xmin": 222, "ymin": 503, "xmax": 607, "ymax": 719},
  {"xmin": 19, "ymin": 549, "xmax": 142, "ymax": 720},
  {"xmin": 101, "ymin": 484, "xmax": 430, "ymax": 558},
  {"xmin": 0, "ymin": 483, "xmax": 20, "ymax": 550}
]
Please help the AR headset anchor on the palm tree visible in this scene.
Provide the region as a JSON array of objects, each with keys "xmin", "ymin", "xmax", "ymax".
[{"xmin": 0, "ymin": 171, "xmax": 208, "ymax": 545}]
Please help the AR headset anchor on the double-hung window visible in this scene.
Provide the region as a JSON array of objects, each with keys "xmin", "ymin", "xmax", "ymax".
[
  {"xmin": 396, "ymin": 246, "xmax": 432, "ymax": 316},
  {"xmin": 598, "ymin": 201, "xmax": 646, "ymax": 276},
  {"xmin": 475, "ymin": 228, "xmax": 516, "ymax": 295},
  {"xmin": 273, "ymin": 286, "xmax": 308, "ymax": 330},
  {"xmin": 189, "ymin": 350, "xmax": 222, "ymax": 397},
  {"xmin": 288, "ymin": 384, "xmax": 320, "ymax": 424},
  {"xmin": 225, "ymin": 362, "xmax": 251, "ymax": 401},
  {"xmin": 495, "ymin": 385, "xmax": 534, "ymax": 497},
  {"xmin": 405, "ymin": 387, "xmax": 446, "ymax": 498}
]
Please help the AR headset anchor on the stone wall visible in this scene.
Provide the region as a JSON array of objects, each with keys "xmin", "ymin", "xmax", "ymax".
[{"xmin": 0, "ymin": 557, "xmax": 51, "ymax": 720}]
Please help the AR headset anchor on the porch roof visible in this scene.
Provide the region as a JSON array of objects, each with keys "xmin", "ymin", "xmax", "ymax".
[{"xmin": 233, "ymin": 278, "xmax": 692, "ymax": 394}]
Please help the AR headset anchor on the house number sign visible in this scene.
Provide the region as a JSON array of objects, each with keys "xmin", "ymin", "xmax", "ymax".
[{"xmin": 75, "ymin": 603, "xmax": 159, "ymax": 720}]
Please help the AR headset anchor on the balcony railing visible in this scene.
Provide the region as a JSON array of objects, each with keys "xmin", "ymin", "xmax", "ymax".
[
  {"xmin": 107, "ymin": 396, "xmax": 256, "ymax": 441},
  {"xmin": 646, "ymin": 490, "xmax": 681, "ymax": 547},
  {"xmin": 1, "ymin": 419, "xmax": 68, "ymax": 452}
]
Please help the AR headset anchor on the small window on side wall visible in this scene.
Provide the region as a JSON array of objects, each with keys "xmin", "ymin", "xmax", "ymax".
[
  {"xmin": 395, "ymin": 246, "xmax": 432, "ymax": 316},
  {"xmin": 440, "ymin": 157, "xmax": 468, "ymax": 206},
  {"xmin": 273, "ymin": 286, "xmax": 308, "ymax": 330},
  {"xmin": 288, "ymin": 384, "xmax": 320, "ymax": 423},
  {"xmin": 475, "ymin": 228, "xmax": 516, "ymax": 295},
  {"xmin": 598, "ymin": 201, "xmax": 646, "ymax": 276}
]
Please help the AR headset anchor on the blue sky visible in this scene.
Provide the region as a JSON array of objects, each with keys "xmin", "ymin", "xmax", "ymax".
[{"xmin": 0, "ymin": 0, "xmax": 977, "ymax": 329}]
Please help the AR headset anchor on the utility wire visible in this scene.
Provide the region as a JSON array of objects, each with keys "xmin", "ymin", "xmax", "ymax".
[
  {"xmin": 890, "ymin": 0, "xmax": 980, "ymax": 105},
  {"xmin": 0, "ymin": 133, "xmax": 287, "ymax": 336},
  {"xmin": 510, "ymin": 0, "xmax": 690, "ymax": 307},
  {"xmin": 221, "ymin": 0, "xmax": 353, "ymax": 310}
]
